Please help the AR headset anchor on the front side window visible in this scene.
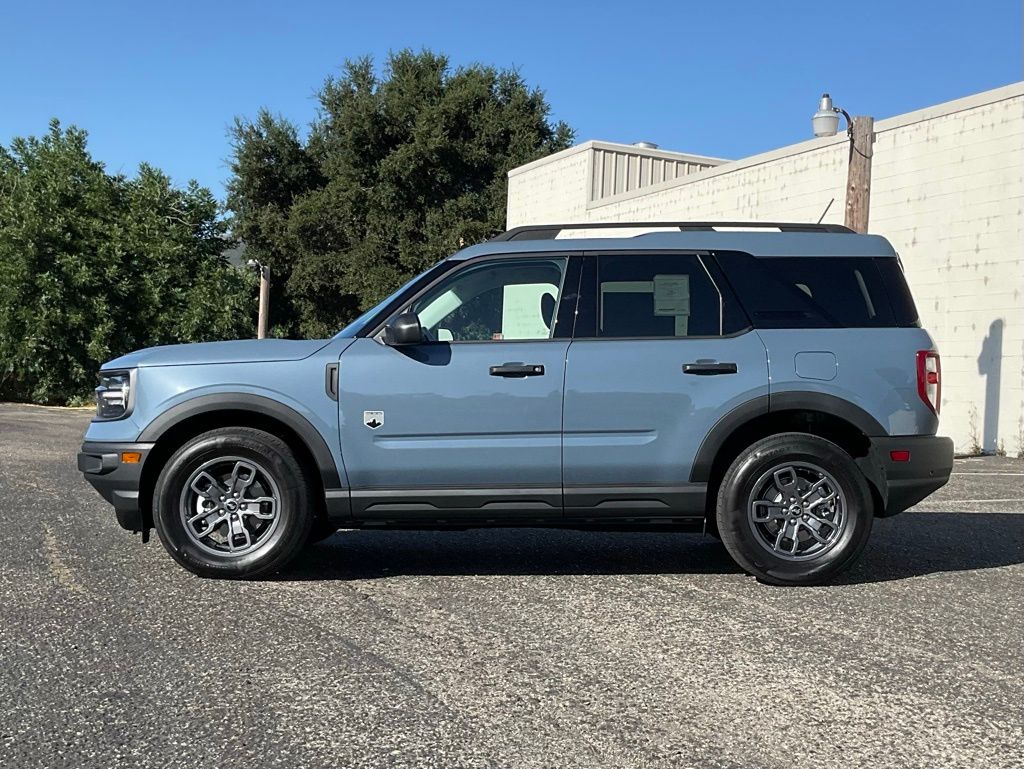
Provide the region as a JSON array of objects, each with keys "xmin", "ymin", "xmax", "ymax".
[
  {"xmin": 410, "ymin": 258, "xmax": 567, "ymax": 342},
  {"xmin": 593, "ymin": 254, "xmax": 725, "ymax": 338}
]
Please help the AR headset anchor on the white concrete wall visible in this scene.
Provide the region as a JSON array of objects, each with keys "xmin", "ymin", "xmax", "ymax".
[
  {"xmin": 507, "ymin": 83, "xmax": 1024, "ymax": 454},
  {"xmin": 507, "ymin": 143, "xmax": 592, "ymax": 226},
  {"xmin": 507, "ymin": 140, "xmax": 727, "ymax": 225},
  {"xmin": 869, "ymin": 88, "xmax": 1024, "ymax": 455}
]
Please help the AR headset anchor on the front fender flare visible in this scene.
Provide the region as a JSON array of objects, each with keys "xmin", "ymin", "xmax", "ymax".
[{"xmin": 137, "ymin": 393, "xmax": 343, "ymax": 491}]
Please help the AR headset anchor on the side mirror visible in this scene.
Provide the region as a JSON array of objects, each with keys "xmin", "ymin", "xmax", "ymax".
[{"xmin": 383, "ymin": 311, "xmax": 424, "ymax": 346}]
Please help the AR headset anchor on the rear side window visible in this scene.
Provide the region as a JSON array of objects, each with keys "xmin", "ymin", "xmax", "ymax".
[
  {"xmin": 715, "ymin": 253, "xmax": 912, "ymax": 328},
  {"xmin": 581, "ymin": 254, "xmax": 742, "ymax": 338}
]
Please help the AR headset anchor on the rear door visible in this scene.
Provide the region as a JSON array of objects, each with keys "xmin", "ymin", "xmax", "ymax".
[{"xmin": 562, "ymin": 251, "xmax": 769, "ymax": 517}]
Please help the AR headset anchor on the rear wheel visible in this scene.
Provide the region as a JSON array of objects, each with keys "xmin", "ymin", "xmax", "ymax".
[
  {"xmin": 716, "ymin": 433, "xmax": 873, "ymax": 585},
  {"xmin": 153, "ymin": 427, "xmax": 312, "ymax": 578}
]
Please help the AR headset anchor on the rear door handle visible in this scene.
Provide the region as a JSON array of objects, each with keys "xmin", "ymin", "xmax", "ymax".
[
  {"xmin": 683, "ymin": 362, "xmax": 738, "ymax": 375},
  {"xmin": 490, "ymin": 363, "xmax": 545, "ymax": 377}
]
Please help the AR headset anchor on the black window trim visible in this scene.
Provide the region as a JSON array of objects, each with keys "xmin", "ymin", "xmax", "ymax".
[
  {"xmin": 363, "ymin": 251, "xmax": 582, "ymax": 344},
  {"xmin": 570, "ymin": 249, "xmax": 754, "ymax": 341}
]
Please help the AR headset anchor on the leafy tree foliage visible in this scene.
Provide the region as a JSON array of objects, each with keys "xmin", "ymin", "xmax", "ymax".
[
  {"xmin": 0, "ymin": 121, "xmax": 254, "ymax": 404},
  {"xmin": 228, "ymin": 50, "xmax": 573, "ymax": 338}
]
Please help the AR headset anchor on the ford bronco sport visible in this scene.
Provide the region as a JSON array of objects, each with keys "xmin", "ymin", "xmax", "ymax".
[{"xmin": 78, "ymin": 222, "xmax": 954, "ymax": 585}]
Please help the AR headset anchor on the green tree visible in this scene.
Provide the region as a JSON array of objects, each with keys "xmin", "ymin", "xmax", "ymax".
[
  {"xmin": 228, "ymin": 50, "xmax": 573, "ymax": 338},
  {"xmin": 0, "ymin": 121, "xmax": 254, "ymax": 404}
]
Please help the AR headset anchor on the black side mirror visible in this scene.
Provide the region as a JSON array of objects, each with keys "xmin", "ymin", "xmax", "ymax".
[{"xmin": 383, "ymin": 311, "xmax": 424, "ymax": 346}]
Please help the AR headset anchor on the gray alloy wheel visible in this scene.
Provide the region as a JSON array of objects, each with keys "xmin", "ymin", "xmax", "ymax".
[
  {"xmin": 715, "ymin": 432, "xmax": 873, "ymax": 586},
  {"xmin": 179, "ymin": 456, "xmax": 282, "ymax": 558},
  {"xmin": 153, "ymin": 426, "xmax": 312, "ymax": 578},
  {"xmin": 746, "ymin": 462, "xmax": 848, "ymax": 561}
]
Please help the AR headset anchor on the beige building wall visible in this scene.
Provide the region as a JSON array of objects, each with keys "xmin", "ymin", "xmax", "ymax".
[{"xmin": 506, "ymin": 83, "xmax": 1024, "ymax": 454}]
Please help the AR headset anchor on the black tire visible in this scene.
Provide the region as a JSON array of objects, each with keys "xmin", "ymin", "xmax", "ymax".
[
  {"xmin": 153, "ymin": 427, "xmax": 313, "ymax": 578},
  {"xmin": 716, "ymin": 433, "xmax": 873, "ymax": 586}
]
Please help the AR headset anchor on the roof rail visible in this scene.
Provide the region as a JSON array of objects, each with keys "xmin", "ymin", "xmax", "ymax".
[{"xmin": 491, "ymin": 221, "xmax": 855, "ymax": 241}]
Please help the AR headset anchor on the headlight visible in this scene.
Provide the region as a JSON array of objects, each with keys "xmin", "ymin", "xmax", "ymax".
[{"xmin": 95, "ymin": 370, "xmax": 135, "ymax": 420}]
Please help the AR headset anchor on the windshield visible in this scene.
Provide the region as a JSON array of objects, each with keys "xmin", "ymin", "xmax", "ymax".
[{"xmin": 333, "ymin": 260, "xmax": 452, "ymax": 339}]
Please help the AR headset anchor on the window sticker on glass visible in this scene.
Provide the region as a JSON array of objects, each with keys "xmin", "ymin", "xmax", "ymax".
[
  {"xmin": 501, "ymin": 283, "xmax": 557, "ymax": 340},
  {"xmin": 653, "ymin": 274, "xmax": 690, "ymax": 316}
]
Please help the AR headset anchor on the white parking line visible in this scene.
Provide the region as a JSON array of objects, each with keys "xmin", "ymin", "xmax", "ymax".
[
  {"xmin": 929, "ymin": 498, "xmax": 1024, "ymax": 504},
  {"xmin": 951, "ymin": 472, "xmax": 1024, "ymax": 477}
]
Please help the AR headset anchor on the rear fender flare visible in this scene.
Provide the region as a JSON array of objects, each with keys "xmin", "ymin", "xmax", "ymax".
[{"xmin": 690, "ymin": 392, "xmax": 888, "ymax": 505}]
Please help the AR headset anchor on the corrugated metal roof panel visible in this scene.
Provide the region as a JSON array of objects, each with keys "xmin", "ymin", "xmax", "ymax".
[{"xmin": 589, "ymin": 144, "xmax": 725, "ymax": 202}]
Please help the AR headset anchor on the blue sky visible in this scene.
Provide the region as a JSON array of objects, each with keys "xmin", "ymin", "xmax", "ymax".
[{"xmin": 2, "ymin": 0, "xmax": 1020, "ymax": 200}]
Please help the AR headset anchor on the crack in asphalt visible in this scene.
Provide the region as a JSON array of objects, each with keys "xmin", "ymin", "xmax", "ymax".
[{"xmin": 41, "ymin": 524, "xmax": 92, "ymax": 598}]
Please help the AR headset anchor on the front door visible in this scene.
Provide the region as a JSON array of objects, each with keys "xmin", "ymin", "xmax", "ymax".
[
  {"xmin": 562, "ymin": 251, "xmax": 769, "ymax": 517},
  {"xmin": 338, "ymin": 255, "xmax": 574, "ymax": 520}
]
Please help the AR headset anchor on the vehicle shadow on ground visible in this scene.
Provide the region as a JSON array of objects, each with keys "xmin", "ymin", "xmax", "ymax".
[
  {"xmin": 840, "ymin": 511, "xmax": 1024, "ymax": 585},
  {"xmin": 277, "ymin": 511, "xmax": 1024, "ymax": 585}
]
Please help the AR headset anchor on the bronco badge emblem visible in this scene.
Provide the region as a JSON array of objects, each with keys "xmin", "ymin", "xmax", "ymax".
[{"xmin": 363, "ymin": 410, "xmax": 384, "ymax": 429}]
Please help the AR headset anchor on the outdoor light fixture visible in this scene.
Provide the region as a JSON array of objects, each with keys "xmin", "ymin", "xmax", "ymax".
[
  {"xmin": 810, "ymin": 92, "xmax": 873, "ymax": 233},
  {"xmin": 812, "ymin": 93, "xmax": 852, "ymax": 138}
]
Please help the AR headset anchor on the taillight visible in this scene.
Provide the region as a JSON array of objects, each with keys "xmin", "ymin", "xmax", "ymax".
[{"xmin": 916, "ymin": 350, "xmax": 941, "ymax": 415}]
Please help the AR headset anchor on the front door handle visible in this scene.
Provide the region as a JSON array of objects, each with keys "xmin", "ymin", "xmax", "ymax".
[
  {"xmin": 490, "ymin": 363, "xmax": 545, "ymax": 377},
  {"xmin": 683, "ymin": 361, "xmax": 738, "ymax": 375}
]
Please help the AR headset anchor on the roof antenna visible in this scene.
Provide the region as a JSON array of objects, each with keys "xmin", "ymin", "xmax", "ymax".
[{"xmin": 816, "ymin": 198, "xmax": 835, "ymax": 224}]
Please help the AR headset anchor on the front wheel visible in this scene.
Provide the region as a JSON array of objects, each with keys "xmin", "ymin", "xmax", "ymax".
[
  {"xmin": 153, "ymin": 427, "xmax": 313, "ymax": 578},
  {"xmin": 716, "ymin": 433, "xmax": 873, "ymax": 586}
]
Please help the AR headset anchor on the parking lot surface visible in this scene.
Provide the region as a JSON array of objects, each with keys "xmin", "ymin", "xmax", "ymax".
[{"xmin": 1, "ymin": 403, "xmax": 1022, "ymax": 768}]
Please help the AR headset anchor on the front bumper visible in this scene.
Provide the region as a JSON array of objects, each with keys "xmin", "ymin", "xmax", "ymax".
[
  {"xmin": 78, "ymin": 441, "xmax": 155, "ymax": 532},
  {"xmin": 866, "ymin": 435, "xmax": 954, "ymax": 516}
]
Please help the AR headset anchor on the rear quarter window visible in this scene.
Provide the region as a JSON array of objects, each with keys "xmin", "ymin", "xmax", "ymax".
[
  {"xmin": 874, "ymin": 257, "xmax": 921, "ymax": 327},
  {"xmin": 714, "ymin": 252, "xmax": 915, "ymax": 328}
]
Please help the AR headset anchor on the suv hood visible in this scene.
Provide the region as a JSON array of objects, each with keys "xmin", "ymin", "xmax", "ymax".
[{"xmin": 103, "ymin": 339, "xmax": 331, "ymax": 369}]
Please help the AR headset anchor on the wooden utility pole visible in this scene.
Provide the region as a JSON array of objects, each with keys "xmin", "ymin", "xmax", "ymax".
[
  {"xmin": 257, "ymin": 265, "xmax": 271, "ymax": 339},
  {"xmin": 844, "ymin": 116, "xmax": 875, "ymax": 233}
]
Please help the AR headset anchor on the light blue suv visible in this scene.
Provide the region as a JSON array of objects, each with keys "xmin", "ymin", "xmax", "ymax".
[{"xmin": 78, "ymin": 222, "xmax": 954, "ymax": 585}]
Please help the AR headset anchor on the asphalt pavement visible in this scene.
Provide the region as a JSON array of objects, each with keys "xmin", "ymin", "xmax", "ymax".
[{"xmin": 1, "ymin": 403, "xmax": 1022, "ymax": 768}]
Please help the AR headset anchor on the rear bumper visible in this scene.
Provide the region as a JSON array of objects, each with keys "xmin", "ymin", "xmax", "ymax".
[
  {"xmin": 78, "ymin": 441, "xmax": 154, "ymax": 531},
  {"xmin": 867, "ymin": 435, "xmax": 954, "ymax": 516}
]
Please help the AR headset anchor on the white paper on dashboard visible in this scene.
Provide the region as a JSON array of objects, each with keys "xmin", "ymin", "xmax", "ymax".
[{"xmin": 502, "ymin": 283, "xmax": 558, "ymax": 339}]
